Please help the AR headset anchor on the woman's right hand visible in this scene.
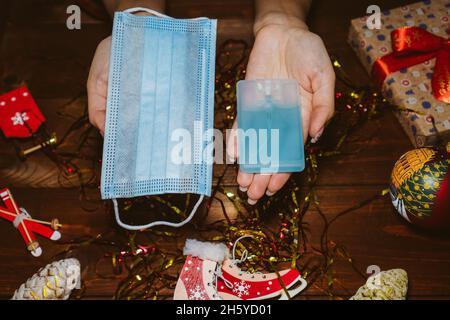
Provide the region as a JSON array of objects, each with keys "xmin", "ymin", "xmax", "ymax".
[{"xmin": 87, "ymin": 36, "xmax": 111, "ymax": 136}]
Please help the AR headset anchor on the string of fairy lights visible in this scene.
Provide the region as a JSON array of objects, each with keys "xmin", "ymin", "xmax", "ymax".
[{"xmin": 48, "ymin": 39, "xmax": 403, "ymax": 299}]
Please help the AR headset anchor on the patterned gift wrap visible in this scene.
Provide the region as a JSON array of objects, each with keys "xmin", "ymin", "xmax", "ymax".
[{"xmin": 348, "ymin": 0, "xmax": 450, "ymax": 147}]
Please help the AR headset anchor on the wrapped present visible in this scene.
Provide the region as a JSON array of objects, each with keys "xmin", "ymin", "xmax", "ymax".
[{"xmin": 348, "ymin": 0, "xmax": 450, "ymax": 147}]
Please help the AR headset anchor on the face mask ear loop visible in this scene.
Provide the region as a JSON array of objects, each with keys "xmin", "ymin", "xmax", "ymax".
[
  {"xmin": 123, "ymin": 7, "xmax": 208, "ymax": 20},
  {"xmin": 123, "ymin": 7, "xmax": 170, "ymax": 17},
  {"xmin": 113, "ymin": 195, "xmax": 204, "ymax": 231}
]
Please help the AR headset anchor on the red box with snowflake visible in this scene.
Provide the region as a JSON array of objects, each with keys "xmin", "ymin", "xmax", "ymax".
[
  {"xmin": 0, "ymin": 86, "xmax": 45, "ymax": 138},
  {"xmin": 348, "ymin": 0, "xmax": 450, "ymax": 147}
]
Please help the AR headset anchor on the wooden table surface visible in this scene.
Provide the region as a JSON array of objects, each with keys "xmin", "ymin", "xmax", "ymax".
[{"xmin": 0, "ymin": 0, "xmax": 449, "ymax": 300}]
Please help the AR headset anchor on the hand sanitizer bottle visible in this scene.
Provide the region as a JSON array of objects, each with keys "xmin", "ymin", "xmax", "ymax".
[{"xmin": 237, "ymin": 79, "xmax": 305, "ymax": 174}]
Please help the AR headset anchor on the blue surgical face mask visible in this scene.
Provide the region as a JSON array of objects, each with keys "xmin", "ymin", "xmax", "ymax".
[{"xmin": 101, "ymin": 8, "xmax": 216, "ymax": 230}]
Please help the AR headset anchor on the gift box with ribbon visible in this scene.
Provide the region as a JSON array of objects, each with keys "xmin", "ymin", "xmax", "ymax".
[{"xmin": 348, "ymin": 0, "xmax": 450, "ymax": 147}]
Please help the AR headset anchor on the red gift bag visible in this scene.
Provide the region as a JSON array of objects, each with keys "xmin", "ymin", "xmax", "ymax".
[{"xmin": 0, "ymin": 86, "xmax": 45, "ymax": 138}]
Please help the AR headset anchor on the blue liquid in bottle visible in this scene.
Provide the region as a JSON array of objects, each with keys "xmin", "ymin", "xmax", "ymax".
[{"xmin": 238, "ymin": 99, "xmax": 305, "ymax": 174}]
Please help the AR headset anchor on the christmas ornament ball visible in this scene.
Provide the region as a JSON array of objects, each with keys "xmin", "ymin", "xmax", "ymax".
[{"xmin": 390, "ymin": 147, "xmax": 450, "ymax": 230}]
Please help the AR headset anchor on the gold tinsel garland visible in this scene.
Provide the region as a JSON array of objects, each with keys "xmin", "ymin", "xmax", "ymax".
[{"xmin": 55, "ymin": 40, "xmax": 399, "ymax": 300}]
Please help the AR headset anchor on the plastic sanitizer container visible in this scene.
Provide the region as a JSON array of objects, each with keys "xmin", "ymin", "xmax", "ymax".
[{"xmin": 237, "ymin": 79, "xmax": 305, "ymax": 174}]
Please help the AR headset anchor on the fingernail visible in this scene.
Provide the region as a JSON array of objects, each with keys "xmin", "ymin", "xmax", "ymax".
[
  {"xmin": 227, "ymin": 154, "xmax": 237, "ymax": 164},
  {"xmin": 311, "ymin": 128, "xmax": 324, "ymax": 144},
  {"xmin": 247, "ymin": 198, "xmax": 257, "ymax": 205},
  {"xmin": 239, "ymin": 185, "xmax": 248, "ymax": 192},
  {"xmin": 266, "ymin": 190, "xmax": 275, "ymax": 196}
]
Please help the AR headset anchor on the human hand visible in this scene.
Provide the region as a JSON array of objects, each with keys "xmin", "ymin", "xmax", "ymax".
[
  {"xmin": 87, "ymin": 5, "xmax": 162, "ymax": 135},
  {"xmin": 87, "ymin": 36, "xmax": 111, "ymax": 136},
  {"xmin": 228, "ymin": 20, "xmax": 335, "ymax": 204}
]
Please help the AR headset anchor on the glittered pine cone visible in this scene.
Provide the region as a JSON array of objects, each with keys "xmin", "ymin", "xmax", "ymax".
[
  {"xmin": 11, "ymin": 258, "xmax": 81, "ymax": 300},
  {"xmin": 350, "ymin": 269, "xmax": 408, "ymax": 300}
]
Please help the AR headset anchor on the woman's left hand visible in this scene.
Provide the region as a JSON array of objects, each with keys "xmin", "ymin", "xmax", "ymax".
[{"xmin": 228, "ymin": 21, "xmax": 335, "ymax": 204}]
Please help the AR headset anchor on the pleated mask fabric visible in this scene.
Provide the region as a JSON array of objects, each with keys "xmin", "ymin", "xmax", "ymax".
[{"xmin": 100, "ymin": 8, "xmax": 216, "ymax": 230}]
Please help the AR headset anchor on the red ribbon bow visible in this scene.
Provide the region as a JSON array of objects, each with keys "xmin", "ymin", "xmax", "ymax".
[{"xmin": 372, "ymin": 26, "xmax": 450, "ymax": 103}]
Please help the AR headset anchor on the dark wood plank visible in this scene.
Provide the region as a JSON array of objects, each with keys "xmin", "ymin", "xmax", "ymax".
[
  {"xmin": 0, "ymin": 98, "xmax": 100, "ymax": 188},
  {"xmin": 0, "ymin": 1, "xmax": 11, "ymax": 45},
  {"xmin": 0, "ymin": 24, "xmax": 109, "ymax": 98},
  {"xmin": 7, "ymin": 0, "xmax": 108, "ymax": 26},
  {"xmin": 1, "ymin": 186, "xmax": 449, "ymax": 299},
  {"xmin": 0, "ymin": 0, "xmax": 448, "ymax": 300},
  {"xmin": 168, "ymin": 0, "xmax": 253, "ymax": 19}
]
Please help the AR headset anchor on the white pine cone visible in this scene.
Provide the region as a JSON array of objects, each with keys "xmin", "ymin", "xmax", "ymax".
[{"xmin": 12, "ymin": 258, "xmax": 81, "ymax": 300}]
